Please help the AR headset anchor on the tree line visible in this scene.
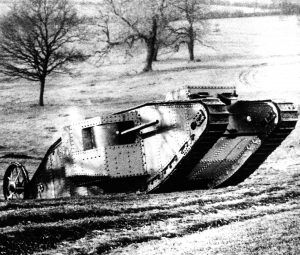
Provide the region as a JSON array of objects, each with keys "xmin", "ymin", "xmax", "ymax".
[{"xmin": 0, "ymin": 0, "xmax": 210, "ymax": 106}]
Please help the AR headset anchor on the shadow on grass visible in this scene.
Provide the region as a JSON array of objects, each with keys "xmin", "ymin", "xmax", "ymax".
[{"xmin": 0, "ymin": 211, "xmax": 184, "ymax": 255}]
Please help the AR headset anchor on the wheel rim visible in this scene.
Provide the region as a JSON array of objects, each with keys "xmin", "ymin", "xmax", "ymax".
[{"xmin": 3, "ymin": 163, "xmax": 29, "ymax": 200}]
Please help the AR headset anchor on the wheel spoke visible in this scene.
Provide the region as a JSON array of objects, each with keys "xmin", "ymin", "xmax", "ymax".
[
  {"xmin": 4, "ymin": 164, "xmax": 29, "ymax": 200},
  {"xmin": 16, "ymin": 177, "xmax": 24, "ymax": 186},
  {"xmin": 14, "ymin": 168, "xmax": 21, "ymax": 182},
  {"xmin": 12, "ymin": 169, "xmax": 16, "ymax": 179}
]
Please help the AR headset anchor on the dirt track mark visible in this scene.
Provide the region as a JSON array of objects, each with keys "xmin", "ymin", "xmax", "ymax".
[
  {"xmin": 0, "ymin": 154, "xmax": 42, "ymax": 160},
  {"xmin": 0, "ymin": 186, "xmax": 298, "ymax": 228},
  {"xmin": 238, "ymin": 63, "xmax": 267, "ymax": 87}
]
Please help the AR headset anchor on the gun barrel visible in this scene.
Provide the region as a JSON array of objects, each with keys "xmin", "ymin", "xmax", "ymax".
[{"xmin": 117, "ymin": 120, "xmax": 159, "ymax": 136}]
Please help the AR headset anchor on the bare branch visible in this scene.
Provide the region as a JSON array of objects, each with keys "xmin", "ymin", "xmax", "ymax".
[{"xmin": 0, "ymin": 0, "xmax": 85, "ymax": 106}]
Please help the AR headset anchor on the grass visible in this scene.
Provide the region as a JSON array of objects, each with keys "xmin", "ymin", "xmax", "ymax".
[
  {"xmin": 0, "ymin": 183, "xmax": 299, "ymax": 254},
  {"xmin": 113, "ymin": 209, "xmax": 300, "ymax": 255}
]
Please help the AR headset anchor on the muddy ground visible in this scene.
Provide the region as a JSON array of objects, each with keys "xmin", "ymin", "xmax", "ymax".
[{"xmin": 0, "ymin": 13, "xmax": 300, "ymax": 255}]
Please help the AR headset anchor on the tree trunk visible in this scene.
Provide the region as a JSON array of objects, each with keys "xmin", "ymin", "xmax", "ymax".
[
  {"xmin": 39, "ymin": 77, "xmax": 45, "ymax": 106},
  {"xmin": 188, "ymin": 40, "xmax": 194, "ymax": 61},
  {"xmin": 187, "ymin": 25, "xmax": 195, "ymax": 61},
  {"xmin": 153, "ymin": 44, "xmax": 159, "ymax": 61},
  {"xmin": 143, "ymin": 18, "xmax": 157, "ymax": 72},
  {"xmin": 143, "ymin": 42, "xmax": 153, "ymax": 72}
]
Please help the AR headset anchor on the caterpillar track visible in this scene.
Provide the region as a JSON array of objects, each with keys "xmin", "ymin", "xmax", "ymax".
[
  {"xmin": 218, "ymin": 102, "xmax": 298, "ymax": 187},
  {"xmin": 186, "ymin": 101, "xmax": 298, "ymax": 189}
]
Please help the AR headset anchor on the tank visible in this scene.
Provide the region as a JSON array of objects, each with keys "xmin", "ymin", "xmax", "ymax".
[{"xmin": 2, "ymin": 86, "xmax": 298, "ymax": 200}]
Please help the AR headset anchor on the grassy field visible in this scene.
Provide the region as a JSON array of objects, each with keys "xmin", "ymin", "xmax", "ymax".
[
  {"xmin": 0, "ymin": 162, "xmax": 299, "ymax": 254},
  {"xmin": 0, "ymin": 8, "xmax": 300, "ymax": 255}
]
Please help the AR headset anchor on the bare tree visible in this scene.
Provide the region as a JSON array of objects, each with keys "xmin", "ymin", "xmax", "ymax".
[
  {"xmin": 168, "ymin": 0, "xmax": 208, "ymax": 61},
  {"xmin": 0, "ymin": 0, "xmax": 85, "ymax": 106},
  {"xmin": 99, "ymin": 0, "xmax": 169, "ymax": 72}
]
